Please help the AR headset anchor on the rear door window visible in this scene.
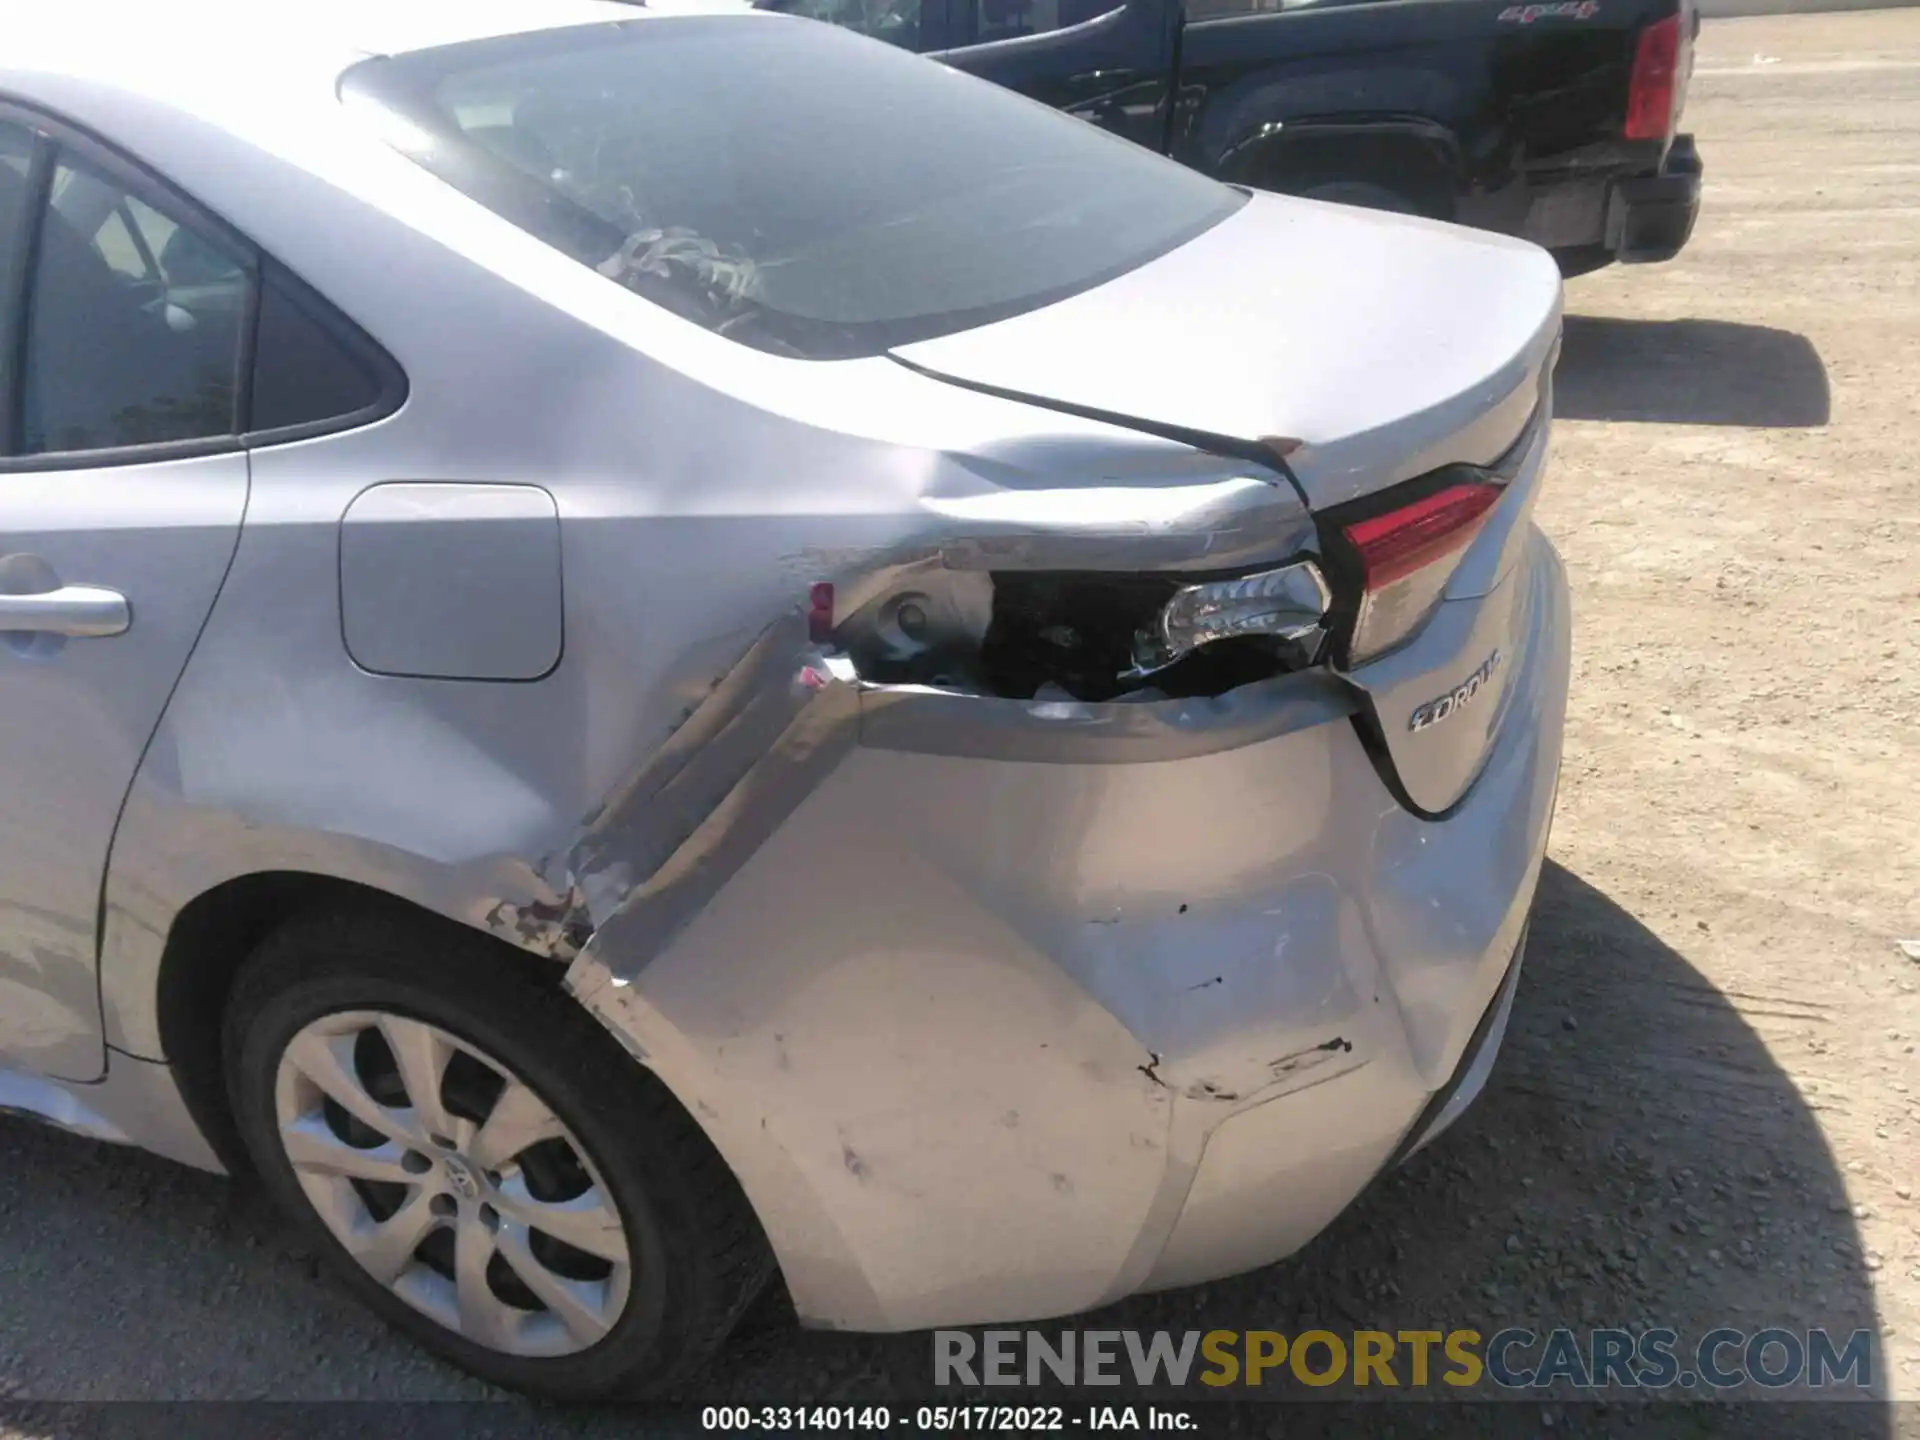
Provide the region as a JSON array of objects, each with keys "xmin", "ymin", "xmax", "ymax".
[
  {"xmin": 248, "ymin": 262, "xmax": 404, "ymax": 436},
  {"xmin": 0, "ymin": 109, "xmax": 404, "ymax": 462},
  {"xmin": 23, "ymin": 153, "xmax": 248, "ymax": 454},
  {"xmin": 0, "ymin": 123, "xmax": 34, "ymax": 428}
]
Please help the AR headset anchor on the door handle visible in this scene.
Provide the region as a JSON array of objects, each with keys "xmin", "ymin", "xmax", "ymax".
[{"xmin": 0, "ymin": 585, "xmax": 131, "ymax": 638}]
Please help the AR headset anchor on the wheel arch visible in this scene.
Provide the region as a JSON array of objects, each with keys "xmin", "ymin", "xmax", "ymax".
[
  {"xmin": 148, "ymin": 869, "xmax": 570, "ymax": 1174},
  {"xmin": 1219, "ymin": 116, "xmax": 1466, "ymax": 221}
]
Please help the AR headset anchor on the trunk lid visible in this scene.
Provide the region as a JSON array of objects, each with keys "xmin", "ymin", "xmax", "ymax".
[{"xmin": 891, "ymin": 190, "xmax": 1561, "ymax": 510}]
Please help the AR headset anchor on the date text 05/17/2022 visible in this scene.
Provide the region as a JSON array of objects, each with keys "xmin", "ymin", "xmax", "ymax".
[{"xmin": 701, "ymin": 1406, "xmax": 1198, "ymax": 1432}]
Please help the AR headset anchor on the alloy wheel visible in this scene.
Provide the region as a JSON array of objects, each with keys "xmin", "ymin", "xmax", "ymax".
[{"xmin": 272, "ymin": 1009, "xmax": 632, "ymax": 1357}]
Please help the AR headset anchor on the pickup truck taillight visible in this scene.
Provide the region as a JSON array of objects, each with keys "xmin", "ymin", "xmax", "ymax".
[{"xmin": 1625, "ymin": 13, "xmax": 1684, "ymax": 141}]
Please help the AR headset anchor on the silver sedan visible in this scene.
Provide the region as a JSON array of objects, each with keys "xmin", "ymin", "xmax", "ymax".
[{"xmin": 0, "ymin": 0, "xmax": 1567, "ymax": 1399}]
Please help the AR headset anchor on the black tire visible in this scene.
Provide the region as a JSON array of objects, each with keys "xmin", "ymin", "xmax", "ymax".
[
  {"xmin": 1552, "ymin": 244, "xmax": 1616, "ymax": 280},
  {"xmin": 223, "ymin": 905, "xmax": 773, "ymax": 1399}
]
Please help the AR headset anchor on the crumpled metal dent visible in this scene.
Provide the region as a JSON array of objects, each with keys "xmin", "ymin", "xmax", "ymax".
[
  {"xmin": 494, "ymin": 476, "xmax": 1317, "ymax": 973},
  {"xmin": 490, "ymin": 610, "xmax": 859, "ymax": 976},
  {"xmin": 482, "ymin": 890, "xmax": 593, "ymax": 961}
]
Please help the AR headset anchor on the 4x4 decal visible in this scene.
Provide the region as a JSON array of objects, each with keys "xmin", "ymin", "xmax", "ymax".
[{"xmin": 1498, "ymin": 1, "xmax": 1601, "ymax": 22}]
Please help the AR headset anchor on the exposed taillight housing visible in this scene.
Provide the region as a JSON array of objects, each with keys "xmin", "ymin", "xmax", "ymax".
[
  {"xmin": 1128, "ymin": 561, "xmax": 1331, "ymax": 679},
  {"xmin": 1625, "ymin": 13, "xmax": 1685, "ymax": 142},
  {"xmin": 1335, "ymin": 476, "xmax": 1505, "ymax": 665}
]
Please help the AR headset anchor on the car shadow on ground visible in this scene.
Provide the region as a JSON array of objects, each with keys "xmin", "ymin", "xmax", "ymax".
[
  {"xmin": 1554, "ymin": 316, "xmax": 1831, "ymax": 428},
  {"xmin": 0, "ymin": 864, "xmax": 1889, "ymax": 1438}
]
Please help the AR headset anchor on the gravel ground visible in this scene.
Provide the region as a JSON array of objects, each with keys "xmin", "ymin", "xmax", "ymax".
[{"xmin": 1, "ymin": 11, "xmax": 1917, "ymax": 1436}]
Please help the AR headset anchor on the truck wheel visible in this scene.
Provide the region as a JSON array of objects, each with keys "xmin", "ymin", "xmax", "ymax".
[
  {"xmin": 1552, "ymin": 245, "xmax": 1616, "ymax": 279},
  {"xmin": 1297, "ymin": 181, "xmax": 1424, "ymax": 216},
  {"xmin": 223, "ymin": 906, "xmax": 773, "ymax": 1399}
]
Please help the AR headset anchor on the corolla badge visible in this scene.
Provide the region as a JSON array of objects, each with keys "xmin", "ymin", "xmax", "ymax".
[{"xmin": 1408, "ymin": 650, "xmax": 1503, "ymax": 732}]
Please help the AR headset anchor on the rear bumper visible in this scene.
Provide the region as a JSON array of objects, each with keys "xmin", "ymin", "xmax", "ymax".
[
  {"xmin": 1137, "ymin": 921, "xmax": 1530, "ymax": 1295},
  {"xmin": 1388, "ymin": 920, "xmax": 1528, "ymax": 1168},
  {"xmin": 1609, "ymin": 134, "xmax": 1703, "ymax": 264},
  {"xmin": 567, "ymin": 529, "xmax": 1572, "ymax": 1333},
  {"xmin": 1516, "ymin": 134, "xmax": 1703, "ymax": 264}
]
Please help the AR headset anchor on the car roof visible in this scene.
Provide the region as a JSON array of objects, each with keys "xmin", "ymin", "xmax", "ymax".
[
  {"xmin": 10, "ymin": 0, "xmax": 682, "ymax": 90},
  {"xmin": 6, "ymin": 0, "xmax": 792, "ymax": 125}
]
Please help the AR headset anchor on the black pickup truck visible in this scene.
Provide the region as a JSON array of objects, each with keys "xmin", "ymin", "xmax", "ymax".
[{"xmin": 767, "ymin": 0, "xmax": 1703, "ymax": 275}]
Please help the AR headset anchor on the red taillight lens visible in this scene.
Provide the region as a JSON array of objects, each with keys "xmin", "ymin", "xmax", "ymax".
[
  {"xmin": 1625, "ymin": 14, "xmax": 1681, "ymax": 141},
  {"xmin": 1347, "ymin": 483, "xmax": 1503, "ymax": 588},
  {"xmin": 1342, "ymin": 481, "xmax": 1503, "ymax": 664},
  {"xmin": 807, "ymin": 582, "xmax": 835, "ymax": 643}
]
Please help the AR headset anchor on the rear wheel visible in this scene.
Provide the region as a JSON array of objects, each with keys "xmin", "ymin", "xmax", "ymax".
[{"xmin": 224, "ymin": 907, "xmax": 771, "ymax": 1398}]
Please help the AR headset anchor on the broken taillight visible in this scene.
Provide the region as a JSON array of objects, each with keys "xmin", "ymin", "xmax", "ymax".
[
  {"xmin": 1340, "ymin": 478, "xmax": 1504, "ymax": 665},
  {"xmin": 1625, "ymin": 13, "xmax": 1683, "ymax": 141},
  {"xmin": 1127, "ymin": 561, "xmax": 1330, "ymax": 678}
]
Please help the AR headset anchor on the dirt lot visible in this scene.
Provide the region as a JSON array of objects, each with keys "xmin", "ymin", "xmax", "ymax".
[{"xmin": 0, "ymin": 9, "xmax": 1916, "ymax": 1434}]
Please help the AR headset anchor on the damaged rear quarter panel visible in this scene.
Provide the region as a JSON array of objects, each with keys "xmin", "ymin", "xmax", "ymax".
[
  {"xmin": 556, "ymin": 676, "xmax": 1388, "ymax": 1331},
  {"xmin": 567, "ymin": 813, "xmax": 1181, "ymax": 1332},
  {"xmin": 556, "ymin": 536, "xmax": 1568, "ymax": 1328}
]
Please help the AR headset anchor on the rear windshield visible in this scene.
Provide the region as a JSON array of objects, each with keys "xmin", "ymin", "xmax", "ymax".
[{"xmin": 340, "ymin": 16, "xmax": 1244, "ymax": 359}]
